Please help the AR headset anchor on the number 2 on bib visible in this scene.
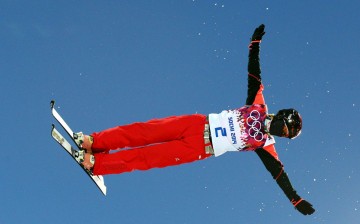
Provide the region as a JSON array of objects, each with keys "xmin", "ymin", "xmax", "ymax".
[{"xmin": 215, "ymin": 127, "xmax": 227, "ymax": 137}]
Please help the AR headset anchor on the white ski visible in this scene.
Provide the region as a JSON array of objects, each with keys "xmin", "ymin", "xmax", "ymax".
[{"xmin": 50, "ymin": 100, "xmax": 107, "ymax": 195}]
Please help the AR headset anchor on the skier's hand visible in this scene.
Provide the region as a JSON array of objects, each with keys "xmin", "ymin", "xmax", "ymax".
[
  {"xmin": 293, "ymin": 199, "xmax": 315, "ymax": 215},
  {"xmin": 251, "ymin": 24, "xmax": 265, "ymax": 41}
]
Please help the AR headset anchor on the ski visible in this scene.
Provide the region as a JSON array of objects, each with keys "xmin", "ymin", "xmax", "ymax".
[
  {"xmin": 50, "ymin": 100, "xmax": 79, "ymax": 147},
  {"xmin": 50, "ymin": 100, "xmax": 107, "ymax": 195}
]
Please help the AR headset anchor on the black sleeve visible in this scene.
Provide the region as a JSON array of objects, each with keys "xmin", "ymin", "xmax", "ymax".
[
  {"xmin": 255, "ymin": 148, "xmax": 301, "ymax": 202},
  {"xmin": 246, "ymin": 42, "xmax": 262, "ymax": 105}
]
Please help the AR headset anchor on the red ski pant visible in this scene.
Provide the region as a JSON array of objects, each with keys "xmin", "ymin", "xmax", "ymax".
[{"xmin": 91, "ymin": 114, "xmax": 212, "ymax": 175}]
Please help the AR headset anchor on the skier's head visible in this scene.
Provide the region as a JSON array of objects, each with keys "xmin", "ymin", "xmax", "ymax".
[{"xmin": 269, "ymin": 108, "xmax": 302, "ymax": 139}]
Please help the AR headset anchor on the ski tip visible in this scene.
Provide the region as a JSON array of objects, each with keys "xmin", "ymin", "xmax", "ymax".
[
  {"xmin": 50, "ymin": 100, "xmax": 55, "ymax": 109},
  {"xmin": 101, "ymin": 185, "xmax": 107, "ymax": 196},
  {"xmin": 51, "ymin": 124, "xmax": 56, "ymax": 137}
]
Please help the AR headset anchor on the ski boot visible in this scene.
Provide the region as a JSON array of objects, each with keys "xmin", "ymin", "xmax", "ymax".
[
  {"xmin": 73, "ymin": 132, "xmax": 93, "ymax": 152},
  {"xmin": 73, "ymin": 150, "xmax": 95, "ymax": 173}
]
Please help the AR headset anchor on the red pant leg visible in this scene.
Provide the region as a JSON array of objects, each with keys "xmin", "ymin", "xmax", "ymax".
[
  {"xmin": 92, "ymin": 114, "xmax": 212, "ymax": 175},
  {"xmin": 91, "ymin": 114, "xmax": 205, "ymax": 151}
]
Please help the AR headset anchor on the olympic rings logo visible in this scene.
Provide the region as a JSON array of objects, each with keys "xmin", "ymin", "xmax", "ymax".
[{"xmin": 246, "ymin": 110, "xmax": 264, "ymax": 142}]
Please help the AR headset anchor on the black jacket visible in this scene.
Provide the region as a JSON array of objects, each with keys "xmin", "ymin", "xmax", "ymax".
[{"xmin": 247, "ymin": 40, "xmax": 302, "ymax": 204}]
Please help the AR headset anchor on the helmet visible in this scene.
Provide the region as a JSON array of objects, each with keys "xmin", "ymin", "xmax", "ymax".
[{"xmin": 274, "ymin": 109, "xmax": 302, "ymax": 139}]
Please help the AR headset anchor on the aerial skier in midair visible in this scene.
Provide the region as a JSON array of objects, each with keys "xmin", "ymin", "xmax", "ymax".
[{"xmin": 75, "ymin": 24, "xmax": 315, "ymax": 215}]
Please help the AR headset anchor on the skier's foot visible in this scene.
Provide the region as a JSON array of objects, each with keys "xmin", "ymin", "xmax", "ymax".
[
  {"xmin": 74, "ymin": 132, "xmax": 93, "ymax": 153},
  {"xmin": 74, "ymin": 150, "xmax": 95, "ymax": 171},
  {"xmin": 82, "ymin": 152, "xmax": 95, "ymax": 171}
]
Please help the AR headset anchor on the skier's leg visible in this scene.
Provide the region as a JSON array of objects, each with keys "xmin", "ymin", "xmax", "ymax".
[
  {"xmin": 90, "ymin": 114, "xmax": 206, "ymax": 152},
  {"xmin": 93, "ymin": 117, "xmax": 210, "ymax": 175},
  {"xmin": 92, "ymin": 133, "xmax": 212, "ymax": 175}
]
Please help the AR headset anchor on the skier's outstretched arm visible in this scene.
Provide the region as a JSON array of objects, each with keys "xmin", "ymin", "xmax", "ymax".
[
  {"xmin": 255, "ymin": 147, "xmax": 315, "ymax": 215},
  {"xmin": 246, "ymin": 24, "xmax": 265, "ymax": 105}
]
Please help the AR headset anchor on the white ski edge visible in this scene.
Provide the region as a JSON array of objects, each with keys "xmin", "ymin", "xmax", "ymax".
[
  {"xmin": 50, "ymin": 100, "xmax": 74, "ymax": 140},
  {"xmin": 51, "ymin": 122, "xmax": 107, "ymax": 195}
]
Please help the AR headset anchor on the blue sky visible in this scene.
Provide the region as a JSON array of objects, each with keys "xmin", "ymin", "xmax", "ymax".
[{"xmin": 1, "ymin": 1, "xmax": 360, "ymax": 223}]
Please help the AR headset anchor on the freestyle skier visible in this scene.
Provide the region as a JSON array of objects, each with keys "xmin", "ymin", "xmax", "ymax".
[{"xmin": 75, "ymin": 24, "xmax": 315, "ymax": 215}]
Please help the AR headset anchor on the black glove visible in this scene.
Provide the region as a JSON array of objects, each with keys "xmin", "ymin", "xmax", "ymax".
[
  {"xmin": 251, "ymin": 24, "xmax": 265, "ymax": 41},
  {"xmin": 293, "ymin": 199, "xmax": 315, "ymax": 215}
]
